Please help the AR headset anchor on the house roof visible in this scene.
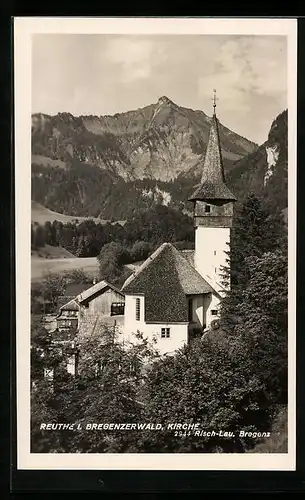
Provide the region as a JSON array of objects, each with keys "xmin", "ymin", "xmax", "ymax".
[
  {"xmin": 56, "ymin": 283, "xmax": 93, "ymax": 310},
  {"xmin": 59, "ymin": 299, "xmax": 79, "ymax": 312},
  {"xmin": 188, "ymin": 113, "xmax": 236, "ymax": 202},
  {"xmin": 77, "ymin": 279, "xmax": 124, "ymax": 304},
  {"xmin": 180, "ymin": 249, "xmax": 195, "ymax": 267},
  {"xmin": 121, "ymin": 243, "xmax": 214, "ymax": 323}
]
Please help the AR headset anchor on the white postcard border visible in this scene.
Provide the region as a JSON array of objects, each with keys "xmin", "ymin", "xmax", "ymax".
[{"xmin": 14, "ymin": 16, "xmax": 297, "ymax": 471}]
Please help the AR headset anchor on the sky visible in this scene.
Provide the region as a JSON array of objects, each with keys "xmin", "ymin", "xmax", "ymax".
[{"xmin": 32, "ymin": 34, "xmax": 287, "ymax": 145}]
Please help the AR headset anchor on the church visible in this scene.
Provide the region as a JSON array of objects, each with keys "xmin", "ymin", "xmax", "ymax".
[
  {"xmin": 120, "ymin": 97, "xmax": 236, "ymax": 354},
  {"xmin": 55, "ymin": 97, "xmax": 236, "ymax": 357}
]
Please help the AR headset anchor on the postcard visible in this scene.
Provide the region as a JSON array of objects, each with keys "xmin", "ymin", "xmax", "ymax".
[{"xmin": 14, "ymin": 16, "xmax": 297, "ymax": 470}]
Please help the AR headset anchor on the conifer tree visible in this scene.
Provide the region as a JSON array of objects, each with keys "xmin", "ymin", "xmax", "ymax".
[{"xmin": 220, "ymin": 194, "xmax": 286, "ymax": 331}]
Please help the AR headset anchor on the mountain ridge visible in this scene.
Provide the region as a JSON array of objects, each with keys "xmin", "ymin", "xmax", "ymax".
[
  {"xmin": 32, "ymin": 96, "xmax": 257, "ymax": 183},
  {"xmin": 31, "ymin": 98, "xmax": 287, "ymax": 220},
  {"xmin": 227, "ymin": 109, "xmax": 287, "ymax": 211}
]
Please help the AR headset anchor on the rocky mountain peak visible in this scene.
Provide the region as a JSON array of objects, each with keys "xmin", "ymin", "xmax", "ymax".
[
  {"xmin": 157, "ymin": 95, "xmax": 175, "ymax": 106},
  {"xmin": 227, "ymin": 109, "xmax": 287, "ymax": 211},
  {"xmin": 32, "ymin": 97, "xmax": 259, "ymax": 186}
]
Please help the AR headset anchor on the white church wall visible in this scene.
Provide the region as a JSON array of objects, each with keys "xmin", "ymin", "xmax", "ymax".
[
  {"xmin": 187, "ymin": 294, "xmax": 204, "ymax": 328},
  {"xmin": 123, "ymin": 292, "xmax": 219, "ymax": 352},
  {"xmin": 195, "ymin": 226, "xmax": 230, "ymax": 293},
  {"xmin": 203, "ymin": 293, "xmax": 221, "ymax": 328},
  {"xmin": 193, "ymin": 295, "xmax": 204, "ymax": 326},
  {"xmin": 123, "ymin": 295, "xmax": 188, "ymax": 354},
  {"xmin": 123, "ymin": 294, "xmax": 146, "ymax": 336},
  {"xmin": 188, "ymin": 293, "xmax": 221, "ymax": 331},
  {"xmin": 124, "ymin": 322, "xmax": 188, "ymax": 355}
]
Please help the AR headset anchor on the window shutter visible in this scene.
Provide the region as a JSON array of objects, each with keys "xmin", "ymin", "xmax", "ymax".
[{"xmin": 136, "ymin": 298, "xmax": 140, "ymax": 321}]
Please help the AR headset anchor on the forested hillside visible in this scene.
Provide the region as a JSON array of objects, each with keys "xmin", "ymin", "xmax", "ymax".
[
  {"xmin": 31, "ymin": 104, "xmax": 287, "ymax": 220},
  {"xmin": 31, "ymin": 205, "xmax": 194, "ymax": 258}
]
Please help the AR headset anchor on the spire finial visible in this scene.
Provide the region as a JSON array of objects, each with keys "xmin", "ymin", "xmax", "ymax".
[{"xmin": 212, "ymin": 89, "xmax": 218, "ymax": 115}]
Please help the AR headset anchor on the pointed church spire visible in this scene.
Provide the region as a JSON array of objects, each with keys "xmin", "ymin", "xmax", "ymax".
[
  {"xmin": 201, "ymin": 91, "xmax": 225, "ymax": 186},
  {"xmin": 188, "ymin": 91, "xmax": 236, "ymax": 202},
  {"xmin": 212, "ymin": 88, "xmax": 218, "ymax": 115}
]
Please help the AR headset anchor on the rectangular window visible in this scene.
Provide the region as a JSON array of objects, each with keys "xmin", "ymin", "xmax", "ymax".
[
  {"xmin": 211, "ymin": 310, "xmax": 218, "ymax": 316},
  {"xmin": 205, "ymin": 204, "xmax": 211, "ymax": 213},
  {"xmin": 161, "ymin": 327, "xmax": 170, "ymax": 338},
  {"xmin": 111, "ymin": 302, "xmax": 125, "ymax": 316},
  {"xmin": 188, "ymin": 299, "xmax": 193, "ymax": 322},
  {"xmin": 135, "ymin": 298, "xmax": 140, "ymax": 321},
  {"xmin": 214, "ymin": 250, "xmax": 217, "ymax": 255}
]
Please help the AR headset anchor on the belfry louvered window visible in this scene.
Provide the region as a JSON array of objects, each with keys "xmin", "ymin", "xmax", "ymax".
[{"xmin": 135, "ymin": 298, "xmax": 140, "ymax": 321}]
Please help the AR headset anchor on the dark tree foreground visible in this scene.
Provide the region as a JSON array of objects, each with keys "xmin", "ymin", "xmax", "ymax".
[{"xmin": 31, "ymin": 195, "xmax": 288, "ymax": 453}]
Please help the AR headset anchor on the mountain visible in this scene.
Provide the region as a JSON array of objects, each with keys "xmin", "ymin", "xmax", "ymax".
[
  {"xmin": 31, "ymin": 97, "xmax": 287, "ymax": 220},
  {"xmin": 227, "ymin": 109, "xmax": 288, "ymax": 212},
  {"xmin": 32, "ymin": 96, "xmax": 256, "ymax": 183}
]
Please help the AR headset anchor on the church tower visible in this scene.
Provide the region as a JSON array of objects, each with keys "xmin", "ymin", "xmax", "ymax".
[{"xmin": 188, "ymin": 91, "xmax": 236, "ymax": 295}]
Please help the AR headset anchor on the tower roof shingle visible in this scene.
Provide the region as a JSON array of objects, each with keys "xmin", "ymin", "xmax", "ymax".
[{"xmin": 188, "ymin": 113, "xmax": 236, "ymax": 202}]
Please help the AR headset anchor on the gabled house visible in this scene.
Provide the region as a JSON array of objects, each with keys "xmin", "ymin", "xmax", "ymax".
[
  {"xmin": 77, "ymin": 280, "xmax": 125, "ymax": 337},
  {"xmin": 56, "ymin": 299, "xmax": 79, "ymax": 332},
  {"xmin": 41, "ymin": 283, "xmax": 91, "ymax": 333},
  {"xmin": 49, "ymin": 280, "xmax": 126, "ymax": 381}
]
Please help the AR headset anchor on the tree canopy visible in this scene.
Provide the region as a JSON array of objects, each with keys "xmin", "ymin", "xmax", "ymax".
[
  {"xmin": 31, "ymin": 205, "xmax": 194, "ymax": 258},
  {"xmin": 31, "ymin": 194, "xmax": 288, "ymax": 454}
]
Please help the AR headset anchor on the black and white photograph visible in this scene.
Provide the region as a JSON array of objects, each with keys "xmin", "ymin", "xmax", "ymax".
[{"xmin": 14, "ymin": 17, "xmax": 297, "ymax": 470}]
